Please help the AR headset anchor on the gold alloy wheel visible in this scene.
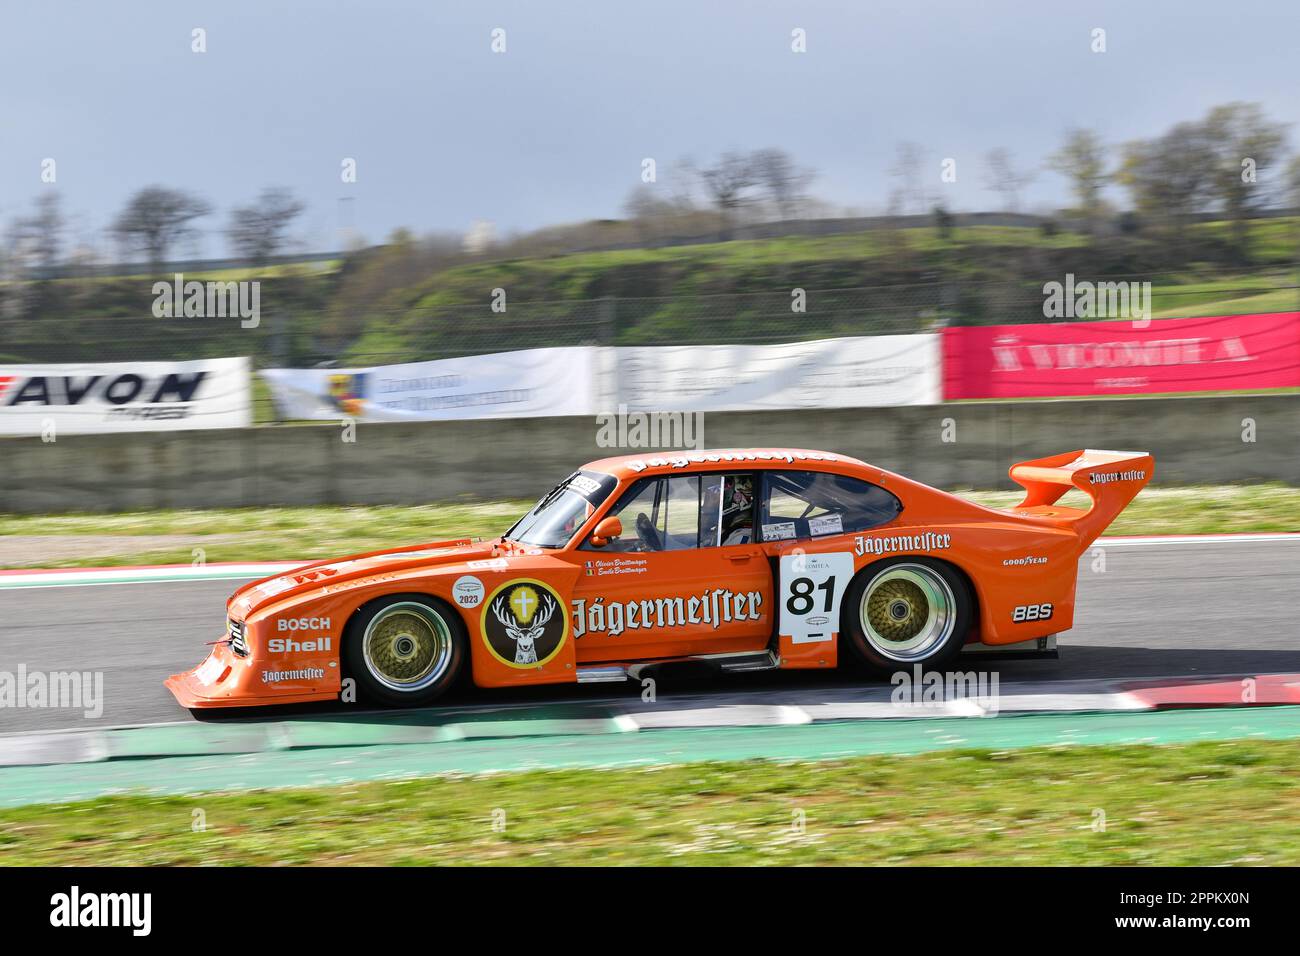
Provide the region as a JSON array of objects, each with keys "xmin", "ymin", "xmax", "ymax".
[
  {"xmin": 859, "ymin": 563, "xmax": 956, "ymax": 662},
  {"xmin": 361, "ymin": 602, "xmax": 454, "ymax": 692}
]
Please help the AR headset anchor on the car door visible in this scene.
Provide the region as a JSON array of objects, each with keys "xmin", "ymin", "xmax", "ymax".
[
  {"xmin": 567, "ymin": 472, "xmax": 772, "ymax": 662},
  {"xmin": 756, "ymin": 468, "xmax": 903, "ymax": 654}
]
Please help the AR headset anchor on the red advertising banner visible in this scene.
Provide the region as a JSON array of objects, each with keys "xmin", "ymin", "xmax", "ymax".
[{"xmin": 942, "ymin": 312, "xmax": 1300, "ymax": 399}]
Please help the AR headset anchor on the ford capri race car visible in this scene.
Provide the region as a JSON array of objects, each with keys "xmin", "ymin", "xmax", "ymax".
[{"xmin": 166, "ymin": 446, "xmax": 1152, "ymax": 710}]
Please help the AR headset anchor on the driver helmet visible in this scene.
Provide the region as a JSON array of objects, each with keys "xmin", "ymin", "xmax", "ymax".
[{"xmin": 723, "ymin": 475, "xmax": 753, "ymax": 515}]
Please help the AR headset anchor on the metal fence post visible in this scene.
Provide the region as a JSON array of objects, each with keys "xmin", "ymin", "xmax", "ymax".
[
  {"xmin": 601, "ymin": 296, "xmax": 616, "ymax": 345},
  {"xmin": 272, "ymin": 308, "xmax": 289, "ymax": 366}
]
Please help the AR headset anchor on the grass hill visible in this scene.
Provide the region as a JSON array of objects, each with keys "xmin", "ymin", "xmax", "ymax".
[{"xmin": 2, "ymin": 216, "xmax": 1296, "ymax": 369}]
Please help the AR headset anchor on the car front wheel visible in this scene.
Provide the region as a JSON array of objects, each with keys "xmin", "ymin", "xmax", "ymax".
[{"xmin": 344, "ymin": 594, "xmax": 466, "ymax": 706}]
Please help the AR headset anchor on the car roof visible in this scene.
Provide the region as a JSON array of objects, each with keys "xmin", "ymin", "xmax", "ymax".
[{"xmin": 582, "ymin": 447, "xmax": 871, "ymax": 481}]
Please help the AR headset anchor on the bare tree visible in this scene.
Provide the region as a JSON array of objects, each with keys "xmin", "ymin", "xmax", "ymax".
[
  {"xmin": 7, "ymin": 193, "xmax": 65, "ymax": 271},
  {"xmin": 887, "ymin": 141, "xmax": 927, "ymax": 216},
  {"xmin": 750, "ymin": 147, "xmax": 814, "ymax": 220},
  {"xmin": 622, "ymin": 185, "xmax": 679, "ymax": 243},
  {"xmin": 692, "ymin": 151, "xmax": 758, "ymax": 238},
  {"xmin": 1047, "ymin": 129, "xmax": 1110, "ymax": 229},
  {"xmin": 112, "ymin": 186, "xmax": 212, "ymax": 265},
  {"xmin": 982, "ymin": 148, "xmax": 1036, "ymax": 213},
  {"xmin": 623, "ymin": 184, "xmax": 670, "ymax": 220},
  {"xmin": 227, "ymin": 187, "xmax": 306, "ymax": 263},
  {"xmin": 622, "ymin": 182, "xmax": 699, "ymax": 222}
]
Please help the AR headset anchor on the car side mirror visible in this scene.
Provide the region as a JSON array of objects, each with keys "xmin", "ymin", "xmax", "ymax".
[{"xmin": 588, "ymin": 515, "xmax": 623, "ymax": 548}]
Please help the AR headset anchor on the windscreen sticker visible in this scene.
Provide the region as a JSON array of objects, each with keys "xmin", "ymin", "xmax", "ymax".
[
  {"xmin": 763, "ymin": 521, "xmax": 797, "ymax": 541},
  {"xmin": 808, "ymin": 514, "xmax": 843, "ymax": 536},
  {"xmin": 568, "ymin": 471, "xmax": 618, "ymax": 503}
]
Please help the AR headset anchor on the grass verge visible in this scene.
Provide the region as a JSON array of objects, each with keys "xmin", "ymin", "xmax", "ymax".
[
  {"xmin": 2, "ymin": 740, "xmax": 1297, "ymax": 865},
  {"xmin": 0, "ymin": 484, "xmax": 1295, "ymax": 569}
]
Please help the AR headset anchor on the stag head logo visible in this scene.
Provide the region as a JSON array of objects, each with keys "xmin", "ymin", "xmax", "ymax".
[{"xmin": 489, "ymin": 587, "xmax": 559, "ymax": 665}]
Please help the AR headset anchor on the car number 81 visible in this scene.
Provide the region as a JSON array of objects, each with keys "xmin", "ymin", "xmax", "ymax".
[{"xmin": 779, "ymin": 552, "xmax": 854, "ymax": 644}]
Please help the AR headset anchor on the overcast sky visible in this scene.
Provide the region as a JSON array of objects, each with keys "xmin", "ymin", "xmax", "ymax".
[{"xmin": 1, "ymin": 0, "xmax": 1295, "ymax": 257}]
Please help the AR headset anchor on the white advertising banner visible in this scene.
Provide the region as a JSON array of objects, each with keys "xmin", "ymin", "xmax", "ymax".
[
  {"xmin": 0, "ymin": 357, "xmax": 251, "ymax": 436},
  {"xmin": 610, "ymin": 334, "xmax": 941, "ymax": 411},
  {"xmin": 259, "ymin": 347, "xmax": 598, "ymax": 422}
]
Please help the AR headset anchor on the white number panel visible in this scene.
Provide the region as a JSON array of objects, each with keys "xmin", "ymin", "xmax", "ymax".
[{"xmin": 779, "ymin": 552, "xmax": 854, "ymax": 645}]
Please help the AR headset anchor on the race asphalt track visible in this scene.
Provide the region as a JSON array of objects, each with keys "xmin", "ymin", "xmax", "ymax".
[{"xmin": 2, "ymin": 537, "xmax": 1298, "ymax": 734}]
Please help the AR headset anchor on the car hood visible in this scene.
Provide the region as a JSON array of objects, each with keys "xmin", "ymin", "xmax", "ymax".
[{"xmin": 227, "ymin": 536, "xmax": 503, "ymax": 620}]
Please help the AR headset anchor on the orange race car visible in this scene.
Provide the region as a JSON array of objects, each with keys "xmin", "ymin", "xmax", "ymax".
[{"xmin": 165, "ymin": 446, "xmax": 1152, "ymax": 710}]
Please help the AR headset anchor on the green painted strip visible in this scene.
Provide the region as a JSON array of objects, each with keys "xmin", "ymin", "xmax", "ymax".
[
  {"xmin": 274, "ymin": 722, "xmax": 459, "ymax": 749},
  {"xmin": 2, "ymin": 703, "xmax": 631, "ymax": 766},
  {"xmin": 444, "ymin": 718, "xmax": 632, "ymax": 739},
  {"xmin": 2, "ymin": 706, "xmax": 1297, "ymax": 808},
  {"xmin": 105, "ymin": 724, "xmax": 274, "ymax": 759}
]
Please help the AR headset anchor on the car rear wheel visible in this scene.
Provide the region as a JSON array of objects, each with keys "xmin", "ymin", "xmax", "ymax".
[
  {"xmin": 344, "ymin": 594, "xmax": 466, "ymax": 706},
  {"xmin": 842, "ymin": 558, "xmax": 972, "ymax": 671}
]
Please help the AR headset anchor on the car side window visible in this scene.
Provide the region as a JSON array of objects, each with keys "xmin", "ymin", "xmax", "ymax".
[
  {"xmin": 758, "ymin": 470, "xmax": 901, "ymax": 541},
  {"xmin": 698, "ymin": 473, "xmax": 756, "ymax": 547},
  {"xmin": 584, "ymin": 475, "xmax": 702, "ymax": 552}
]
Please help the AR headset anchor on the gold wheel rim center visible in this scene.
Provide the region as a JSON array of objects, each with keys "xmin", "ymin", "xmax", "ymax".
[
  {"xmin": 866, "ymin": 579, "xmax": 928, "ymax": 643},
  {"xmin": 367, "ymin": 613, "xmax": 439, "ymax": 683}
]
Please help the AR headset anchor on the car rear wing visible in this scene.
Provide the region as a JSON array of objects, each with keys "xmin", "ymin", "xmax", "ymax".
[{"xmin": 1009, "ymin": 449, "xmax": 1154, "ymax": 548}]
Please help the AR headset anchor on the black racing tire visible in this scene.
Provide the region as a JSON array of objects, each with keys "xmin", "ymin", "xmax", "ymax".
[
  {"xmin": 343, "ymin": 593, "xmax": 467, "ymax": 707},
  {"xmin": 841, "ymin": 557, "xmax": 973, "ymax": 673}
]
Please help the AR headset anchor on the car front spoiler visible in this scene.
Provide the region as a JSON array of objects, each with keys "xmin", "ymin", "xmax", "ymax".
[{"xmin": 164, "ymin": 640, "xmax": 338, "ymax": 709}]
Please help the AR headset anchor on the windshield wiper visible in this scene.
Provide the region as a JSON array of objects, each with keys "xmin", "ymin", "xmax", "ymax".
[
  {"xmin": 534, "ymin": 472, "xmax": 578, "ymax": 513},
  {"xmin": 503, "ymin": 472, "xmax": 577, "ymax": 541}
]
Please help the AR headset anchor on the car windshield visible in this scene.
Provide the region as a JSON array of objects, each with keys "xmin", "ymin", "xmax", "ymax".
[{"xmin": 505, "ymin": 470, "xmax": 617, "ymax": 549}]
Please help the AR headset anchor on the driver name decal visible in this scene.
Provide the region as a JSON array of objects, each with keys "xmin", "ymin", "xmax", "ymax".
[{"xmin": 583, "ymin": 556, "xmax": 648, "ymax": 577}]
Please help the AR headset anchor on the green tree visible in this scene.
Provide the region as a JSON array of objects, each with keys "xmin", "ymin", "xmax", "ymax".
[
  {"xmin": 1202, "ymin": 102, "xmax": 1289, "ymax": 254},
  {"xmin": 1117, "ymin": 121, "xmax": 1218, "ymax": 238},
  {"xmin": 1047, "ymin": 129, "xmax": 1110, "ymax": 230}
]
